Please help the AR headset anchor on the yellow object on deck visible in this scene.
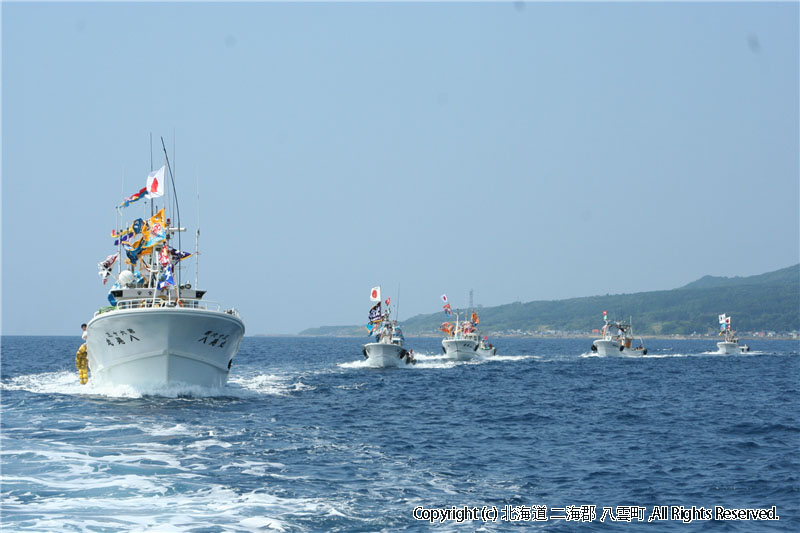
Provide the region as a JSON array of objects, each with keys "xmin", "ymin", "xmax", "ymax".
[{"xmin": 75, "ymin": 343, "xmax": 89, "ymax": 385}]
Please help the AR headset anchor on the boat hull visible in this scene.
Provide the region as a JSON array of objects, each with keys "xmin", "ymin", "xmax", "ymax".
[
  {"xmin": 593, "ymin": 339, "xmax": 645, "ymax": 356},
  {"xmin": 363, "ymin": 342, "xmax": 404, "ymax": 368},
  {"xmin": 86, "ymin": 307, "xmax": 245, "ymax": 388},
  {"xmin": 717, "ymin": 341, "xmax": 746, "ymax": 354},
  {"xmin": 442, "ymin": 339, "xmax": 478, "ymax": 361},
  {"xmin": 476, "ymin": 347, "xmax": 497, "ymax": 357}
]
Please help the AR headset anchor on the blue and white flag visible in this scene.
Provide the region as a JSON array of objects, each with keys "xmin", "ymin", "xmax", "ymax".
[
  {"xmin": 365, "ymin": 322, "xmax": 376, "ymax": 336},
  {"xmin": 368, "ymin": 302, "xmax": 382, "ymax": 323},
  {"xmin": 158, "ymin": 264, "xmax": 175, "ymax": 290}
]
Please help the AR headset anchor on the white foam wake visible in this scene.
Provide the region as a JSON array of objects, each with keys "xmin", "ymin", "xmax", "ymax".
[{"xmin": 1, "ymin": 370, "xmax": 298, "ymax": 399}]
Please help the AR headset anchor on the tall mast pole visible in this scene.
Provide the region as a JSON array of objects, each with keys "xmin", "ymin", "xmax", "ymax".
[
  {"xmin": 195, "ymin": 174, "xmax": 200, "ymax": 289},
  {"xmin": 150, "ymin": 133, "xmax": 154, "ymax": 217},
  {"xmin": 161, "ymin": 136, "xmax": 181, "ymax": 297}
]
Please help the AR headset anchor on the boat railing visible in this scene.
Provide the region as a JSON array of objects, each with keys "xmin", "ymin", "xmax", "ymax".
[{"xmin": 97, "ymin": 299, "xmax": 240, "ymax": 317}]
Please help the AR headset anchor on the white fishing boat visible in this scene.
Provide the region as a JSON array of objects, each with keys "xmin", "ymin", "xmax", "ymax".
[
  {"xmin": 83, "ymin": 141, "xmax": 244, "ymax": 388},
  {"xmin": 441, "ymin": 313, "xmax": 479, "ymax": 361},
  {"xmin": 469, "ymin": 310, "xmax": 497, "ymax": 356},
  {"xmin": 716, "ymin": 314, "xmax": 750, "ymax": 354},
  {"xmin": 591, "ymin": 312, "xmax": 647, "ymax": 356},
  {"xmin": 476, "ymin": 337, "xmax": 497, "ymax": 357},
  {"xmin": 362, "ymin": 287, "xmax": 415, "ymax": 368}
]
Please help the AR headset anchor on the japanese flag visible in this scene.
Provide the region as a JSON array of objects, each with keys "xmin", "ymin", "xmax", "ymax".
[
  {"xmin": 145, "ymin": 166, "xmax": 165, "ymax": 199},
  {"xmin": 370, "ymin": 286, "xmax": 381, "ymax": 302},
  {"xmin": 441, "ymin": 294, "xmax": 448, "ymax": 303}
]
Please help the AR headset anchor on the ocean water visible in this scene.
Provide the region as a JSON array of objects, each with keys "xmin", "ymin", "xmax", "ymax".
[{"xmin": 1, "ymin": 336, "xmax": 798, "ymax": 532}]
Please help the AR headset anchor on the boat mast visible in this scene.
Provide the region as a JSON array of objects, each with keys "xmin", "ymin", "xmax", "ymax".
[
  {"xmin": 150, "ymin": 133, "xmax": 154, "ymax": 217},
  {"xmin": 161, "ymin": 136, "xmax": 181, "ymax": 299},
  {"xmin": 117, "ymin": 168, "xmax": 124, "ymax": 275},
  {"xmin": 195, "ymin": 177, "xmax": 200, "ymax": 289}
]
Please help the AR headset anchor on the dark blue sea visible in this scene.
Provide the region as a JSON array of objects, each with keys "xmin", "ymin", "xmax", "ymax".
[{"xmin": 1, "ymin": 336, "xmax": 798, "ymax": 531}]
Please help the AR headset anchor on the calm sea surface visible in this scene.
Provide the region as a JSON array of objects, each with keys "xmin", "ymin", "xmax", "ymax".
[{"xmin": 1, "ymin": 336, "xmax": 798, "ymax": 531}]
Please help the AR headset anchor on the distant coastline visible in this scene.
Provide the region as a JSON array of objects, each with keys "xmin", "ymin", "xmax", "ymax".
[{"xmin": 299, "ymin": 264, "xmax": 800, "ymax": 338}]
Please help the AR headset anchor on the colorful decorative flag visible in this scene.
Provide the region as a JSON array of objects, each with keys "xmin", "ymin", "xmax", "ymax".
[
  {"xmin": 368, "ymin": 302, "xmax": 382, "ymax": 323},
  {"xmin": 159, "ymin": 246, "xmax": 171, "ymax": 268},
  {"xmin": 365, "ymin": 322, "xmax": 376, "ymax": 335},
  {"xmin": 439, "ymin": 322, "xmax": 454, "ymax": 335},
  {"xmin": 370, "ymin": 286, "xmax": 381, "ymax": 302},
  {"xmin": 97, "ymin": 252, "xmax": 119, "ymax": 284},
  {"xmin": 158, "ymin": 264, "xmax": 175, "ymax": 290},
  {"xmin": 385, "ymin": 297, "xmax": 391, "ymax": 306},
  {"xmin": 168, "ymin": 247, "xmax": 193, "ymax": 262},
  {"xmin": 112, "ymin": 218, "xmax": 145, "ymax": 245},
  {"xmin": 142, "ymin": 208, "xmax": 167, "ymax": 249},
  {"xmin": 441, "ymin": 294, "xmax": 448, "ymax": 303},
  {"xmin": 719, "ymin": 314, "xmax": 726, "ymax": 324},
  {"xmin": 603, "ymin": 310, "xmax": 607, "ymax": 318},
  {"xmin": 145, "ymin": 166, "xmax": 165, "ymax": 199},
  {"xmin": 443, "ymin": 303, "xmax": 452, "ymax": 316},
  {"xmin": 124, "ymin": 236, "xmax": 145, "ymax": 264},
  {"xmin": 120, "ymin": 187, "xmax": 148, "ymax": 208},
  {"xmin": 471, "ymin": 311, "xmax": 479, "ymax": 324}
]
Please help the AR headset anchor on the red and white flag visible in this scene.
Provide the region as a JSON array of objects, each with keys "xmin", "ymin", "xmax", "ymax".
[
  {"xmin": 385, "ymin": 297, "xmax": 391, "ymax": 306},
  {"xmin": 145, "ymin": 166, "xmax": 165, "ymax": 199},
  {"xmin": 159, "ymin": 246, "xmax": 171, "ymax": 268},
  {"xmin": 441, "ymin": 294, "xmax": 448, "ymax": 303},
  {"xmin": 370, "ymin": 286, "xmax": 381, "ymax": 302}
]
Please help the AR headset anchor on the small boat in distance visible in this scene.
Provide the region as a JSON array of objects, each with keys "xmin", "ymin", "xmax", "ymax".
[
  {"xmin": 477, "ymin": 337, "xmax": 497, "ymax": 357},
  {"xmin": 716, "ymin": 314, "xmax": 750, "ymax": 354},
  {"xmin": 469, "ymin": 309, "xmax": 497, "ymax": 356},
  {"xmin": 362, "ymin": 287, "xmax": 415, "ymax": 368},
  {"xmin": 85, "ymin": 140, "xmax": 245, "ymax": 389},
  {"xmin": 591, "ymin": 311, "xmax": 647, "ymax": 356},
  {"xmin": 441, "ymin": 313, "xmax": 479, "ymax": 361}
]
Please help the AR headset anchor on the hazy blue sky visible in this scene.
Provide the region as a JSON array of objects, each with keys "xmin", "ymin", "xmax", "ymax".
[{"xmin": 2, "ymin": 2, "xmax": 798, "ymax": 335}]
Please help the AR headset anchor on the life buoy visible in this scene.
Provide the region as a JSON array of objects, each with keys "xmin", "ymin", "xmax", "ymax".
[
  {"xmin": 362, "ymin": 346, "xmax": 368, "ymax": 359},
  {"xmin": 75, "ymin": 344, "xmax": 89, "ymax": 385},
  {"xmin": 591, "ymin": 344, "xmax": 597, "ymax": 352}
]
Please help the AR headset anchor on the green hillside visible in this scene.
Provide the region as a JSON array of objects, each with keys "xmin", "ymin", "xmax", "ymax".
[{"xmin": 299, "ymin": 264, "xmax": 800, "ymax": 336}]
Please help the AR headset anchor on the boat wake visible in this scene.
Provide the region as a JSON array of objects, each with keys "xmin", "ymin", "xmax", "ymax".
[
  {"xmin": 1, "ymin": 370, "xmax": 299, "ymax": 399},
  {"xmin": 0, "ymin": 422, "xmax": 343, "ymax": 533},
  {"xmin": 482, "ymin": 354, "xmax": 536, "ymax": 362}
]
